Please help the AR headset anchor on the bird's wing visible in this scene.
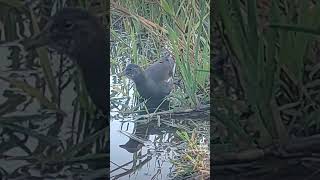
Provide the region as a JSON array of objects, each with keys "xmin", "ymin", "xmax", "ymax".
[
  {"xmin": 145, "ymin": 55, "xmax": 176, "ymax": 83},
  {"xmin": 145, "ymin": 61, "xmax": 171, "ymax": 82}
]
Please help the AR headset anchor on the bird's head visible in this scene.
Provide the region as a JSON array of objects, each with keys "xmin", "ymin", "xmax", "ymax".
[
  {"xmin": 123, "ymin": 64, "xmax": 144, "ymax": 81},
  {"xmin": 23, "ymin": 8, "xmax": 105, "ymax": 60}
]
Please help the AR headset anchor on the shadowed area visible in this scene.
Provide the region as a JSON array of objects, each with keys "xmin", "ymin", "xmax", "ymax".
[{"xmin": 22, "ymin": 7, "xmax": 108, "ymax": 115}]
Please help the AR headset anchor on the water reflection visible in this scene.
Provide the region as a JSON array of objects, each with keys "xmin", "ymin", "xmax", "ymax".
[
  {"xmin": 0, "ymin": 40, "xmax": 107, "ymax": 179},
  {"xmin": 110, "ymin": 120, "xmax": 177, "ymax": 179},
  {"xmin": 110, "ymin": 61, "xmax": 209, "ymax": 179}
]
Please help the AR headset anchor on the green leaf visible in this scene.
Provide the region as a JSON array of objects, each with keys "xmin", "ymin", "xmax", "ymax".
[
  {"xmin": 160, "ymin": 0, "xmax": 175, "ymax": 16},
  {"xmin": 269, "ymin": 24, "xmax": 320, "ymax": 35},
  {"xmin": 0, "ymin": 0, "xmax": 26, "ymax": 10}
]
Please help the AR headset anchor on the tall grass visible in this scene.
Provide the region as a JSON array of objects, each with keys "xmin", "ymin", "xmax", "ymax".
[
  {"xmin": 215, "ymin": 0, "xmax": 320, "ymax": 150},
  {"xmin": 111, "ymin": 0, "xmax": 210, "ymax": 109}
]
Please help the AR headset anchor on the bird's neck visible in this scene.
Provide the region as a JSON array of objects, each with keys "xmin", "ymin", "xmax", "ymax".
[
  {"xmin": 76, "ymin": 42, "xmax": 107, "ymax": 81},
  {"xmin": 74, "ymin": 39, "xmax": 108, "ymax": 113},
  {"xmin": 76, "ymin": 38, "xmax": 106, "ymax": 66},
  {"xmin": 133, "ymin": 73, "xmax": 147, "ymax": 86}
]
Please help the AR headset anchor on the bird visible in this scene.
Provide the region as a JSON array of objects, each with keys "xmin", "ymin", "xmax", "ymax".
[
  {"xmin": 23, "ymin": 7, "xmax": 108, "ymax": 115},
  {"xmin": 123, "ymin": 54, "xmax": 175, "ymax": 112}
]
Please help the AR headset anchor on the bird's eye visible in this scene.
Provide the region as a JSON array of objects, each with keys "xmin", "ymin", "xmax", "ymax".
[{"xmin": 64, "ymin": 21, "xmax": 74, "ymax": 30}]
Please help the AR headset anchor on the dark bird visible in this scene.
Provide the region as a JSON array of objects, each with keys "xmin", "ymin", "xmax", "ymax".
[
  {"xmin": 23, "ymin": 8, "xmax": 107, "ymax": 114},
  {"xmin": 123, "ymin": 54, "xmax": 175, "ymax": 112}
]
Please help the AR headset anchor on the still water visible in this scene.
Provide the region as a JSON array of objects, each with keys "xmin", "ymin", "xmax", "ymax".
[
  {"xmin": 0, "ymin": 45, "xmax": 108, "ymax": 179},
  {"xmin": 110, "ymin": 60, "xmax": 209, "ymax": 180}
]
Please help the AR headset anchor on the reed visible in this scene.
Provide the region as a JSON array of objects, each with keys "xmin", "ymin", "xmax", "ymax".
[
  {"xmin": 215, "ymin": 0, "xmax": 320, "ymax": 150},
  {"xmin": 111, "ymin": 0, "xmax": 210, "ymax": 109}
]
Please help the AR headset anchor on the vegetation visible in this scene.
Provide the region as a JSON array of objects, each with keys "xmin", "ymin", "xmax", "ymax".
[
  {"xmin": 111, "ymin": 0, "xmax": 210, "ymax": 110},
  {"xmin": 171, "ymin": 130, "xmax": 210, "ymax": 179},
  {"xmin": 0, "ymin": 0, "xmax": 108, "ymax": 179},
  {"xmin": 111, "ymin": 0, "xmax": 210, "ymax": 179},
  {"xmin": 214, "ymin": 0, "xmax": 320, "ymax": 178}
]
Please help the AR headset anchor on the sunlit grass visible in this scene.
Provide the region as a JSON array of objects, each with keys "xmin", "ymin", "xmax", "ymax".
[{"xmin": 171, "ymin": 130, "xmax": 210, "ymax": 179}]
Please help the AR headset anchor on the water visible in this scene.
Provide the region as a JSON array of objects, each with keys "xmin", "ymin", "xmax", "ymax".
[
  {"xmin": 110, "ymin": 60, "xmax": 210, "ymax": 179},
  {"xmin": 0, "ymin": 13, "xmax": 210, "ymax": 179},
  {"xmin": 110, "ymin": 120, "xmax": 176, "ymax": 179},
  {"xmin": 0, "ymin": 44, "xmax": 108, "ymax": 179}
]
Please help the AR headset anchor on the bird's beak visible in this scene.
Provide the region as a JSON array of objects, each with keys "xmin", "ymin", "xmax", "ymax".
[{"xmin": 21, "ymin": 23, "xmax": 51, "ymax": 50}]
